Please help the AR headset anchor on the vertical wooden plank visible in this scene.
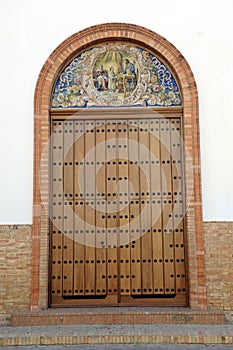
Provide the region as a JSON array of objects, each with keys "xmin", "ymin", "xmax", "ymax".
[
  {"xmin": 106, "ymin": 120, "xmax": 118, "ymax": 295},
  {"xmin": 84, "ymin": 120, "xmax": 96, "ymax": 295},
  {"xmin": 151, "ymin": 199, "xmax": 164, "ymax": 293},
  {"xmin": 95, "ymin": 120, "xmax": 107, "ymax": 296},
  {"xmin": 63, "ymin": 120, "xmax": 74, "ymax": 296},
  {"xmin": 138, "ymin": 119, "xmax": 151, "ymax": 199},
  {"xmin": 160, "ymin": 119, "xmax": 172, "ymax": 197},
  {"xmin": 51, "ymin": 121, "xmax": 64, "ymax": 299},
  {"xmin": 63, "ymin": 200, "xmax": 74, "ymax": 295},
  {"xmin": 171, "ymin": 118, "xmax": 186, "ymax": 295},
  {"xmin": 73, "ymin": 120, "xmax": 85, "ymax": 295},
  {"xmin": 139, "ymin": 119, "xmax": 153, "ymax": 294},
  {"xmin": 128, "ymin": 119, "xmax": 141, "ymax": 295},
  {"xmin": 161, "ymin": 200, "xmax": 175, "ymax": 294},
  {"xmin": 160, "ymin": 118, "xmax": 175, "ymax": 295},
  {"xmin": 149, "ymin": 119, "xmax": 162, "ymax": 196},
  {"xmin": 63, "ymin": 121, "xmax": 74, "ymax": 200},
  {"xmin": 149, "ymin": 119, "xmax": 164, "ymax": 294},
  {"xmin": 118, "ymin": 120, "xmax": 130, "ymax": 296}
]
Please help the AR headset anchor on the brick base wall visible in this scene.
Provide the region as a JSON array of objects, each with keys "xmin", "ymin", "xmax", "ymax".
[
  {"xmin": 0, "ymin": 222, "xmax": 232, "ymax": 324},
  {"xmin": 0, "ymin": 225, "xmax": 32, "ymax": 324},
  {"xmin": 204, "ymin": 221, "xmax": 233, "ymax": 311}
]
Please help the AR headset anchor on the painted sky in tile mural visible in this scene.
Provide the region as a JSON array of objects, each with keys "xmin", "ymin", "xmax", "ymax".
[{"xmin": 51, "ymin": 43, "xmax": 182, "ymax": 108}]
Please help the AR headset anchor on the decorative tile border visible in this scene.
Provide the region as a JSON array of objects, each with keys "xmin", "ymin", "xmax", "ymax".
[{"xmin": 51, "ymin": 44, "xmax": 182, "ymax": 108}]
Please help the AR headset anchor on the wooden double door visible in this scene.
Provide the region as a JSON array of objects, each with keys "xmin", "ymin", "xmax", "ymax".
[{"xmin": 50, "ymin": 112, "xmax": 187, "ymax": 307}]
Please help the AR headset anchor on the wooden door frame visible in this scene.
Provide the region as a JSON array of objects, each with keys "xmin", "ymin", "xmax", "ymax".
[
  {"xmin": 49, "ymin": 108, "xmax": 187, "ymax": 307},
  {"xmin": 32, "ymin": 23, "xmax": 206, "ymax": 311}
]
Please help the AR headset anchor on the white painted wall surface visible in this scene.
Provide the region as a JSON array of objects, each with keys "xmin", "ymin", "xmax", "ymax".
[{"xmin": 0, "ymin": 0, "xmax": 232, "ymax": 223}]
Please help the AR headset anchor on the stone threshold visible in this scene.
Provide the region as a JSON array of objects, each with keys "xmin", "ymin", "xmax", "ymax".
[{"xmin": 11, "ymin": 307, "xmax": 227, "ymax": 326}]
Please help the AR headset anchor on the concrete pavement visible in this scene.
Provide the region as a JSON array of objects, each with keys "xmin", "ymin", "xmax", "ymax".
[
  {"xmin": 0, "ymin": 324, "xmax": 233, "ymax": 347},
  {"xmin": 1, "ymin": 345, "xmax": 233, "ymax": 349}
]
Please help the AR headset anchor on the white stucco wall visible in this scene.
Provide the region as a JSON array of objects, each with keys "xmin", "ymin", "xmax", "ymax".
[{"xmin": 0, "ymin": 0, "xmax": 233, "ymax": 223}]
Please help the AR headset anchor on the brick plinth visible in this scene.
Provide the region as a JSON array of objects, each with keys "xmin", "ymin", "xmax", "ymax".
[
  {"xmin": 0, "ymin": 222, "xmax": 233, "ymax": 324},
  {"xmin": 0, "ymin": 225, "xmax": 32, "ymax": 324},
  {"xmin": 204, "ymin": 222, "xmax": 233, "ymax": 311}
]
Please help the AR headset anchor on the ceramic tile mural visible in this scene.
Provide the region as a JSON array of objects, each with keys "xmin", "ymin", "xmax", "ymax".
[{"xmin": 51, "ymin": 43, "xmax": 181, "ymax": 108}]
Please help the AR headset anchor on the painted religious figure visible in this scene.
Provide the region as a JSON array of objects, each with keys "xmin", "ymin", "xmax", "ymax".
[
  {"xmin": 52, "ymin": 43, "xmax": 181, "ymax": 108},
  {"xmin": 92, "ymin": 50, "xmax": 138, "ymax": 98},
  {"xmin": 123, "ymin": 58, "xmax": 137, "ymax": 94},
  {"xmin": 108, "ymin": 67, "xmax": 117, "ymax": 92},
  {"xmin": 95, "ymin": 65, "xmax": 108, "ymax": 91}
]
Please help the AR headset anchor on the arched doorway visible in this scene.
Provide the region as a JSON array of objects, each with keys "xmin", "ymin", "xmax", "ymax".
[{"xmin": 32, "ymin": 23, "xmax": 206, "ymax": 310}]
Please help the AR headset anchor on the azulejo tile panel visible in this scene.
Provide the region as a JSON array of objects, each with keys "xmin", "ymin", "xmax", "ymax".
[{"xmin": 51, "ymin": 43, "xmax": 182, "ymax": 108}]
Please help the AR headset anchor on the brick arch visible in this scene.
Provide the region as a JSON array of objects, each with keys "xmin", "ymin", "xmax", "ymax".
[{"xmin": 32, "ymin": 23, "xmax": 206, "ymax": 310}]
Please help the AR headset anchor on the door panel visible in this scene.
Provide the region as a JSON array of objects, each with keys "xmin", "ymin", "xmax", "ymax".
[
  {"xmin": 128, "ymin": 119, "xmax": 142, "ymax": 296},
  {"xmin": 106, "ymin": 121, "xmax": 118, "ymax": 296},
  {"xmin": 95, "ymin": 120, "xmax": 107, "ymax": 296},
  {"xmin": 50, "ymin": 116, "xmax": 187, "ymax": 307},
  {"xmin": 73, "ymin": 120, "xmax": 85, "ymax": 296},
  {"xmin": 51, "ymin": 121, "xmax": 63, "ymax": 300}
]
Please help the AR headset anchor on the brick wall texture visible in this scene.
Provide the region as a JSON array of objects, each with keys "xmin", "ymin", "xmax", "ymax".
[
  {"xmin": 204, "ymin": 222, "xmax": 233, "ymax": 311},
  {"xmin": 0, "ymin": 222, "xmax": 233, "ymax": 324},
  {"xmin": 0, "ymin": 225, "xmax": 32, "ymax": 324}
]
